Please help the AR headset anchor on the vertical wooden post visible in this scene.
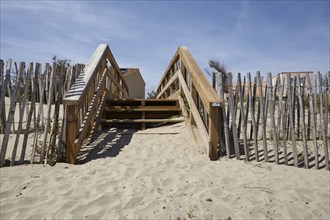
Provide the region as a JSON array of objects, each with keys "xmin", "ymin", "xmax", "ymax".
[
  {"xmin": 248, "ymin": 73, "xmax": 259, "ymax": 161},
  {"xmin": 219, "ymin": 73, "xmax": 230, "ymax": 157},
  {"xmin": 238, "ymin": 73, "xmax": 249, "ymax": 161},
  {"xmin": 11, "ymin": 63, "xmax": 31, "ymax": 165},
  {"xmin": 281, "ymin": 78, "xmax": 289, "ymax": 165},
  {"xmin": 228, "ymin": 72, "xmax": 240, "ymax": 159},
  {"xmin": 287, "ymin": 74, "xmax": 298, "ymax": 167},
  {"xmin": 0, "ymin": 61, "xmax": 22, "ymax": 167},
  {"xmin": 298, "ymin": 75, "xmax": 309, "ymax": 168},
  {"xmin": 0, "ymin": 60, "xmax": 5, "ymax": 133},
  {"xmin": 318, "ymin": 72, "xmax": 329, "ymax": 170},
  {"xmin": 40, "ymin": 62, "xmax": 55, "ymax": 163},
  {"xmin": 20, "ymin": 63, "xmax": 39, "ymax": 164},
  {"xmin": 269, "ymin": 73, "xmax": 279, "ymax": 164},
  {"xmin": 257, "ymin": 71, "xmax": 268, "ymax": 162},
  {"xmin": 209, "ymin": 105, "xmax": 219, "ymax": 160},
  {"xmin": 66, "ymin": 105, "xmax": 78, "ymax": 164}
]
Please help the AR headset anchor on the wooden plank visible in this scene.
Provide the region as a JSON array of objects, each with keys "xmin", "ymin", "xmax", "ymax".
[
  {"xmin": 19, "ymin": 63, "xmax": 39, "ymax": 163},
  {"xmin": 141, "ymin": 100, "xmax": 146, "ymax": 130},
  {"xmin": 66, "ymin": 105, "xmax": 78, "ymax": 164},
  {"xmin": 281, "ymin": 78, "xmax": 289, "ymax": 165},
  {"xmin": 11, "ymin": 63, "xmax": 31, "ymax": 165},
  {"xmin": 178, "ymin": 48, "xmax": 221, "ymax": 113},
  {"xmin": 105, "ymin": 106, "xmax": 181, "ymax": 112},
  {"xmin": 75, "ymin": 69, "xmax": 107, "ymax": 149},
  {"xmin": 177, "ymin": 70, "xmax": 211, "ymax": 156},
  {"xmin": 88, "ymin": 90, "xmax": 108, "ymax": 142},
  {"xmin": 297, "ymin": 74, "xmax": 309, "ymax": 168},
  {"xmin": 31, "ymin": 72, "xmax": 46, "ymax": 164},
  {"xmin": 248, "ymin": 73, "xmax": 259, "ymax": 161},
  {"xmin": 228, "ymin": 72, "xmax": 240, "ymax": 159},
  {"xmin": 238, "ymin": 73, "xmax": 249, "ymax": 161},
  {"xmin": 268, "ymin": 73, "xmax": 279, "ymax": 164},
  {"xmin": 0, "ymin": 61, "xmax": 22, "ymax": 167},
  {"xmin": 157, "ymin": 71, "xmax": 178, "ymax": 99},
  {"xmin": 8, "ymin": 62, "xmax": 15, "ymax": 133},
  {"xmin": 249, "ymin": 77, "xmax": 258, "ymax": 140},
  {"xmin": 287, "ymin": 74, "xmax": 298, "ymax": 167},
  {"xmin": 318, "ymin": 72, "xmax": 329, "ymax": 170},
  {"xmin": 106, "ymin": 69, "xmax": 128, "ymax": 98},
  {"xmin": 219, "ymin": 72, "xmax": 231, "ymax": 157},
  {"xmin": 101, "ymin": 117, "xmax": 185, "ymax": 123},
  {"xmin": 0, "ymin": 59, "xmax": 7, "ymax": 134},
  {"xmin": 40, "ymin": 62, "xmax": 55, "ymax": 163},
  {"xmin": 237, "ymin": 75, "xmax": 245, "ymax": 140},
  {"xmin": 56, "ymin": 65, "xmax": 65, "ymax": 161},
  {"xmin": 209, "ymin": 105, "xmax": 219, "ymax": 160},
  {"xmin": 257, "ymin": 71, "xmax": 268, "ymax": 162}
]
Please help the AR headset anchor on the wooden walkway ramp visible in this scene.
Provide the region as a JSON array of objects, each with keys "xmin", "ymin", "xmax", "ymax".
[{"xmin": 63, "ymin": 44, "xmax": 221, "ymax": 164}]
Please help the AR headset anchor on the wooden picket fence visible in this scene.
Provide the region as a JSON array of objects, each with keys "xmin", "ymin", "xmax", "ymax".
[
  {"xmin": 0, "ymin": 59, "xmax": 83, "ymax": 167},
  {"xmin": 214, "ymin": 71, "xmax": 330, "ymax": 170}
]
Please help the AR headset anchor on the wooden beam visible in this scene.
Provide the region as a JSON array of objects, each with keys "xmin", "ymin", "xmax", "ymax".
[
  {"xmin": 101, "ymin": 117, "xmax": 185, "ymax": 123},
  {"xmin": 157, "ymin": 71, "xmax": 178, "ymax": 99},
  {"xmin": 177, "ymin": 70, "xmax": 211, "ymax": 158}
]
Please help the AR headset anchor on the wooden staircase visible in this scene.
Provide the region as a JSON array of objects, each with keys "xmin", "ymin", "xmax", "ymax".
[{"xmin": 100, "ymin": 99, "xmax": 184, "ymax": 130}]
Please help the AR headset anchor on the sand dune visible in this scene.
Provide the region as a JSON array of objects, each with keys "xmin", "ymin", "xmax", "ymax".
[{"xmin": 0, "ymin": 123, "xmax": 329, "ymax": 219}]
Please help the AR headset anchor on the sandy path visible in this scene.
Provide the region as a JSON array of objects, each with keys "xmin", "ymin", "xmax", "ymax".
[{"xmin": 0, "ymin": 123, "xmax": 329, "ymax": 219}]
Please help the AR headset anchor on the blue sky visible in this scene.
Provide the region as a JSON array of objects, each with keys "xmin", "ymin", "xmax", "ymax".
[{"xmin": 1, "ymin": 0, "xmax": 329, "ymax": 92}]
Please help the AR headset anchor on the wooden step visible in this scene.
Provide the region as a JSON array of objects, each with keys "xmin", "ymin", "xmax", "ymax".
[
  {"xmin": 105, "ymin": 105, "xmax": 181, "ymax": 112},
  {"xmin": 106, "ymin": 99, "xmax": 179, "ymax": 107},
  {"xmin": 101, "ymin": 117, "xmax": 185, "ymax": 124}
]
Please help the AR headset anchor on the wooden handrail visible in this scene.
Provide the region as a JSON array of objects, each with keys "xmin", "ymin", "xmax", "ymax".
[
  {"xmin": 156, "ymin": 47, "xmax": 222, "ymax": 160},
  {"xmin": 63, "ymin": 44, "xmax": 129, "ymax": 164}
]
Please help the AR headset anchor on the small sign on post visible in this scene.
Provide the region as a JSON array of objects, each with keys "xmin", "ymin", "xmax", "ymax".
[{"xmin": 212, "ymin": 102, "xmax": 221, "ymax": 107}]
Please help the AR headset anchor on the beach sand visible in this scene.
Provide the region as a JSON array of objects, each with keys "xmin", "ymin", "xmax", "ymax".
[{"xmin": 1, "ymin": 122, "xmax": 329, "ymax": 219}]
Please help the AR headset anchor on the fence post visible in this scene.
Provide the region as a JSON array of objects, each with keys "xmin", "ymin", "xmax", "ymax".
[{"xmin": 257, "ymin": 71, "xmax": 268, "ymax": 161}]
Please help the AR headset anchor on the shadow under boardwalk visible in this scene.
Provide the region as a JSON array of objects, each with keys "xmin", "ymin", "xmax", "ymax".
[{"xmin": 77, "ymin": 127, "xmax": 137, "ymax": 164}]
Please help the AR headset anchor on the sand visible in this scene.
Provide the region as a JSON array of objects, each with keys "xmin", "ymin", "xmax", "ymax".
[{"xmin": 1, "ymin": 122, "xmax": 329, "ymax": 220}]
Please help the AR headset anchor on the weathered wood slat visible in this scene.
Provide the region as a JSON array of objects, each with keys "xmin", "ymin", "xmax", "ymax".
[
  {"xmin": 40, "ymin": 62, "xmax": 54, "ymax": 163},
  {"xmin": 219, "ymin": 73, "xmax": 231, "ymax": 157},
  {"xmin": 0, "ymin": 60, "xmax": 5, "ymax": 133},
  {"xmin": 0, "ymin": 60, "xmax": 10, "ymax": 133},
  {"xmin": 11, "ymin": 63, "xmax": 31, "ymax": 165},
  {"xmin": 238, "ymin": 73, "xmax": 249, "ymax": 161},
  {"xmin": 0, "ymin": 61, "xmax": 22, "ymax": 167},
  {"xmin": 31, "ymin": 73, "xmax": 46, "ymax": 164},
  {"xmin": 318, "ymin": 72, "xmax": 329, "ymax": 170},
  {"xmin": 268, "ymin": 73, "xmax": 279, "ymax": 164},
  {"xmin": 228, "ymin": 72, "xmax": 240, "ymax": 159},
  {"xmin": 257, "ymin": 71, "xmax": 268, "ymax": 161},
  {"xmin": 287, "ymin": 74, "xmax": 298, "ymax": 167},
  {"xmin": 248, "ymin": 73, "xmax": 258, "ymax": 161},
  {"xmin": 297, "ymin": 74, "xmax": 309, "ymax": 168}
]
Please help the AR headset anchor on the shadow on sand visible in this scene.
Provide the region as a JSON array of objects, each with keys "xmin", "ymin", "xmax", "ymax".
[{"xmin": 76, "ymin": 127, "xmax": 136, "ymax": 164}]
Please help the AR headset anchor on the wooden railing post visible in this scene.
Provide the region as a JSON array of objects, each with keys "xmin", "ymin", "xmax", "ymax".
[
  {"xmin": 66, "ymin": 105, "xmax": 78, "ymax": 164},
  {"xmin": 209, "ymin": 105, "xmax": 220, "ymax": 160}
]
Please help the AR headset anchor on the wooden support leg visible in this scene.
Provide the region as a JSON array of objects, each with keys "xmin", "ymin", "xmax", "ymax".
[
  {"xmin": 209, "ymin": 106, "xmax": 219, "ymax": 160},
  {"xmin": 66, "ymin": 105, "xmax": 78, "ymax": 164}
]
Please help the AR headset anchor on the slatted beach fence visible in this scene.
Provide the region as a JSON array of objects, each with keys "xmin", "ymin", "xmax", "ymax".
[
  {"xmin": 214, "ymin": 71, "xmax": 330, "ymax": 170},
  {"xmin": 0, "ymin": 59, "xmax": 83, "ymax": 167}
]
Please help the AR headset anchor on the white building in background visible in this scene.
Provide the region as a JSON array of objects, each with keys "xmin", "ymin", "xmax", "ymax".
[{"xmin": 120, "ymin": 68, "xmax": 146, "ymax": 99}]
